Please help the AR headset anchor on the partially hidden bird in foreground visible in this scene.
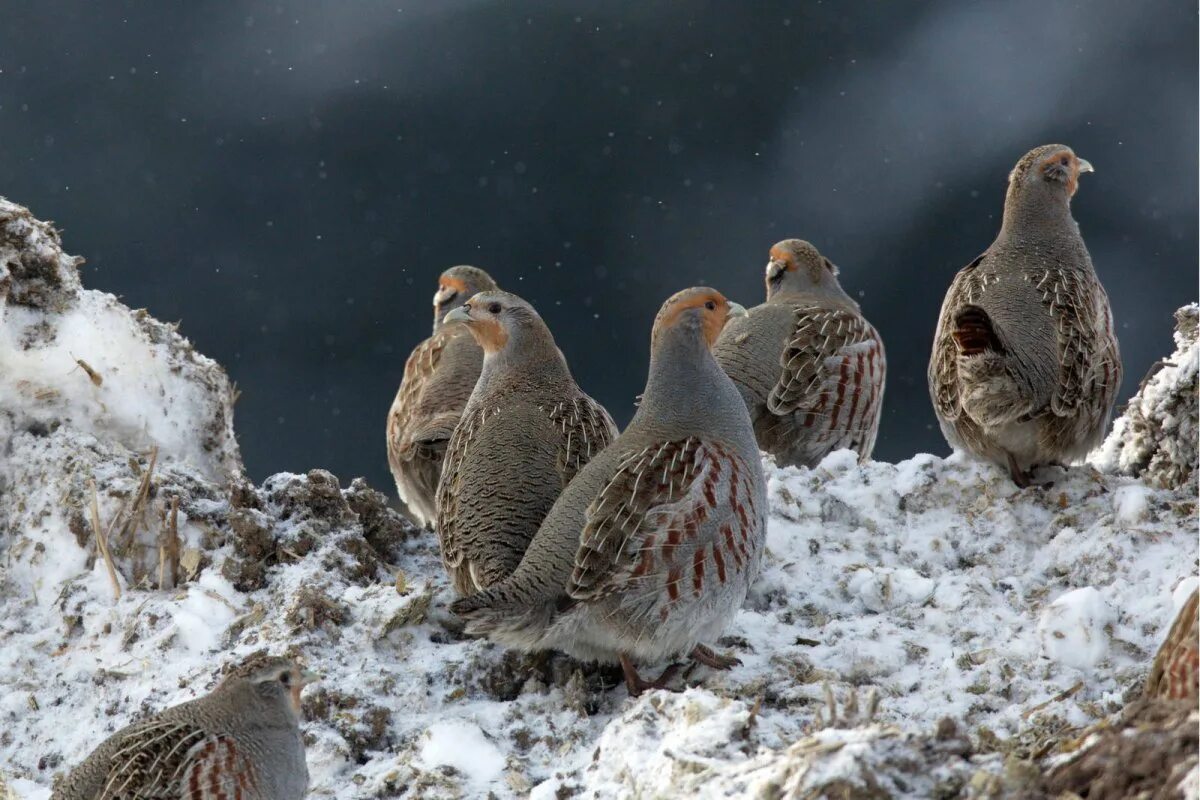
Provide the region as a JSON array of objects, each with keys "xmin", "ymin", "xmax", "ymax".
[
  {"xmin": 452, "ymin": 288, "xmax": 766, "ymax": 695},
  {"xmin": 387, "ymin": 265, "xmax": 498, "ymax": 527},
  {"xmin": 929, "ymin": 144, "xmax": 1121, "ymax": 487},
  {"xmin": 714, "ymin": 239, "xmax": 886, "ymax": 468},
  {"xmin": 52, "ymin": 655, "xmax": 315, "ymax": 800},
  {"xmin": 1144, "ymin": 588, "xmax": 1199, "ymax": 703},
  {"xmin": 435, "ymin": 290, "xmax": 617, "ymax": 595}
]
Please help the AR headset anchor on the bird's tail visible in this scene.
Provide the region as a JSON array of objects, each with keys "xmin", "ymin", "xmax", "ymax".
[{"xmin": 450, "ymin": 585, "xmax": 558, "ymax": 650}]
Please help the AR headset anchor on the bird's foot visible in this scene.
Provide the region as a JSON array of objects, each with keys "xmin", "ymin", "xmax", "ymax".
[
  {"xmin": 689, "ymin": 643, "xmax": 742, "ymax": 670},
  {"xmin": 1006, "ymin": 453, "xmax": 1033, "ymax": 488}
]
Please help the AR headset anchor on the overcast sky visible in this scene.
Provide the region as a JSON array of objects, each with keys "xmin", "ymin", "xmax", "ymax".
[{"xmin": 2, "ymin": 0, "xmax": 1195, "ymax": 490}]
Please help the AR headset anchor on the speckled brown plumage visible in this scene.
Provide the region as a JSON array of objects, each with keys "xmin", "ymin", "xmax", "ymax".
[
  {"xmin": 386, "ymin": 266, "xmax": 498, "ymax": 527},
  {"xmin": 52, "ymin": 657, "xmax": 313, "ymax": 800},
  {"xmin": 435, "ymin": 291, "xmax": 616, "ymax": 595},
  {"xmin": 1145, "ymin": 589, "xmax": 1199, "ymax": 703},
  {"xmin": 928, "ymin": 145, "xmax": 1121, "ymax": 486},
  {"xmin": 452, "ymin": 288, "xmax": 765, "ymax": 695},
  {"xmin": 714, "ymin": 240, "xmax": 885, "ymax": 467}
]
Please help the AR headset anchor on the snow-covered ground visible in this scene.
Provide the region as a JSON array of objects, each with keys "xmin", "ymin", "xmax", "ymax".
[{"xmin": 1, "ymin": 197, "xmax": 1196, "ymax": 799}]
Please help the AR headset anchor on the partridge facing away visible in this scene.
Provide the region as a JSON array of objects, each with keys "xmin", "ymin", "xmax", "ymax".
[
  {"xmin": 713, "ymin": 239, "xmax": 886, "ymax": 468},
  {"xmin": 52, "ymin": 655, "xmax": 315, "ymax": 800},
  {"xmin": 1144, "ymin": 589, "xmax": 1199, "ymax": 703},
  {"xmin": 435, "ymin": 291, "xmax": 617, "ymax": 595},
  {"xmin": 452, "ymin": 288, "xmax": 766, "ymax": 695},
  {"xmin": 387, "ymin": 265, "xmax": 498, "ymax": 527},
  {"xmin": 929, "ymin": 144, "xmax": 1121, "ymax": 486}
]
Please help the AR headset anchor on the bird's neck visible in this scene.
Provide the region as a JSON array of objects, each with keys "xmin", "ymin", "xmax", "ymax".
[
  {"xmin": 998, "ymin": 188, "xmax": 1078, "ymax": 243},
  {"xmin": 476, "ymin": 328, "xmax": 570, "ymax": 392},
  {"xmin": 635, "ymin": 328, "xmax": 737, "ymax": 436}
]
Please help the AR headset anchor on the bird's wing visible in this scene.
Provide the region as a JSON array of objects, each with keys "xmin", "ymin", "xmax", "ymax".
[
  {"xmin": 1144, "ymin": 589, "xmax": 1199, "ymax": 701},
  {"xmin": 98, "ymin": 721, "xmax": 256, "ymax": 800},
  {"xmin": 386, "ymin": 334, "xmax": 449, "ymax": 463},
  {"xmin": 767, "ymin": 304, "xmax": 886, "ymax": 444},
  {"xmin": 567, "ymin": 438, "xmax": 758, "ymax": 603},
  {"xmin": 930, "ymin": 254, "xmax": 987, "ymax": 421},
  {"xmin": 1037, "ymin": 269, "xmax": 1122, "ymax": 419},
  {"xmin": 543, "ymin": 396, "xmax": 619, "ymax": 486}
]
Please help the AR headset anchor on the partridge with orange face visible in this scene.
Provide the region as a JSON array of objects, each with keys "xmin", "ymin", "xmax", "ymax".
[
  {"xmin": 386, "ymin": 265, "xmax": 498, "ymax": 527},
  {"xmin": 52, "ymin": 655, "xmax": 315, "ymax": 800},
  {"xmin": 714, "ymin": 239, "xmax": 886, "ymax": 468},
  {"xmin": 929, "ymin": 145, "xmax": 1121, "ymax": 486},
  {"xmin": 452, "ymin": 288, "xmax": 765, "ymax": 695},
  {"xmin": 435, "ymin": 290, "xmax": 617, "ymax": 594}
]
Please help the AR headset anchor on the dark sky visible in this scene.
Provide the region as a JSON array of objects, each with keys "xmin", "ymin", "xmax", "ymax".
[{"xmin": 2, "ymin": 1, "xmax": 1196, "ymax": 492}]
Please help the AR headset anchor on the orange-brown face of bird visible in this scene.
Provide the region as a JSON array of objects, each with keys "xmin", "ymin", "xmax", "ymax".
[
  {"xmin": 1036, "ymin": 148, "xmax": 1092, "ymax": 197},
  {"xmin": 433, "ymin": 275, "xmax": 469, "ymax": 315},
  {"xmin": 655, "ymin": 288, "xmax": 744, "ymax": 348},
  {"xmin": 442, "ymin": 291, "xmax": 510, "ymax": 353}
]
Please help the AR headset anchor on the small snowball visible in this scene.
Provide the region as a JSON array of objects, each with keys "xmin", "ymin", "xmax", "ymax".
[
  {"xmin": 848, "ymin": 567, "xmax": 935, "ymax": 613},
  {"xmin": 1037, "ymin": 587, "xmax": 1115, "ymax": 670},
  {"xmin": 1112, "ymin": 485, "xmax": 1151, "ymax": 525}
]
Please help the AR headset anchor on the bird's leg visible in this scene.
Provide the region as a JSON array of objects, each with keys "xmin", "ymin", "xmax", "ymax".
[
  {"xmin": 1005, "ymin": 453, "xmax": 1032, "ymax": 488},
  {"xmin": 689, "ymin": 643, "xmax": 742, "ymax": 670},
  {"xmin": 620, "ymin": 655, "xmax": 684, "ymax": 695}
]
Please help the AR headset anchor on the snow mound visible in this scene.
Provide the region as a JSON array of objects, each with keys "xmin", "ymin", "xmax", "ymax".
[
  {"xmin": 0, "ymin": 200, "xmax": 1195, "ymax": 799},
  {"xmin": 1095, "ymin": 303, "xmax": 1199, "ymax": 492},
  {"xmin": 0, "ymin": 197, "xmax": 241, "ymax": 482}
]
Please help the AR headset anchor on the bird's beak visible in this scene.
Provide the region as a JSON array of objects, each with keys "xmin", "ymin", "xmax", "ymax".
[
  {"xmin": 299, "ymin": 669, "xmax": 320, "ymax": 686},
  {"xmin": 433, "ymin": 285, "xmax": 458, "ymax": 308},
  {"xmin": 727, "ymin": 301, "xmax": 748, "ymax": 318},
  {"xmin": 442, "ymin": 306, "xmax": 471, "ymax": 325},
  {"xmin": 1076, "ymin": 157, "xmax": 1094, "ymax": 174},
  {"xmin": 765, "ymin": 259, "xmax": 787, "ymax": 281}
]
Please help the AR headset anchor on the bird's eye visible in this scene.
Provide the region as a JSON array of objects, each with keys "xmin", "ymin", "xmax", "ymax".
[
  {"xmin": 704, "ymin": 300, "xmax": 716, "ymax": 311},
  {"xmin": 463, "ymin": 303, "xmax": 471, "ymax": 312},
  {"xmin": 488, "ymin": 302, "xmax": 502, "ymax": 314},
  {"xmin": 279, "ymin": 672, "xmax": 291, "ymax": 686}
]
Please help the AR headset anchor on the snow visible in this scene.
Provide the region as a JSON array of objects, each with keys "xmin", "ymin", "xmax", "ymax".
[
  {"xmin": 0, "ymin": 197, "xmax": 1196, "ymax": 798},
  {"xmin": 1036, "ymin": 587, "xmax": 1115, "ymax": 671}
]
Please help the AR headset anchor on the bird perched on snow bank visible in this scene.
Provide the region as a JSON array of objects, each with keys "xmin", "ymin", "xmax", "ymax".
[
  {"xmin": 387, "ymin": 265, "xmax": 498, "ymax": 527},
  {"xmin": 52, "ymin": 655, "xmax": 315, "ymax": 800},
  {"xmin": 452, "ymin": 288, "xmax": 765, "ymax": 695},
  {"xmin": 928, "ymin": 144, "xmax": 1121, "ymax": 486},
  {"xmin": 1144, "ymin": 589, "xmax": 1199, "ymax": 702},
  {"xmin": 435, "ymin": 290, "xmax": 617, "ymax": 594},
  {"xmin": 713, "ymin": 239, "xmax": 886, "ymax": 468}
]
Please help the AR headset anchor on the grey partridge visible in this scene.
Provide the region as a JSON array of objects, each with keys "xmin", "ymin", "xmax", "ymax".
[
  {"xmin": 435, "ymin": 290, "xmax": 617, "ymax": 595},
  {"xmin": 452, "ymin": 288, "xmax": 765, "ymax": 695},
  {"xmin": 1144, "ymin": 589, "xmax": 1199, "ymax": 703},
  {"xmin": 52, "ymin": 655, "xmax": 314, "ymax": 800},
  {"xmin": 713, "ymin": 239, "xmax": 886, "ymax": 468},
  {"xmin": 386, "ymin": 265, "xmax": 498, "ymax": 527},
  {"xmin": 929, "ymin": 144, "xmax": 1121, "ymax": 486}
]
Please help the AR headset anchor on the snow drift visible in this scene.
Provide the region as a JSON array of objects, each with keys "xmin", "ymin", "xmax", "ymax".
[{"xmin": 0, "ymin": 198, "xmax": 1195, "ymax": 799}]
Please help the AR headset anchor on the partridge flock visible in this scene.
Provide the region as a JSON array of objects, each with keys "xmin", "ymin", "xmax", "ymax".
[{"xmin": 59, "ymin": 144, "xmax": 1155, "ymax": 794}]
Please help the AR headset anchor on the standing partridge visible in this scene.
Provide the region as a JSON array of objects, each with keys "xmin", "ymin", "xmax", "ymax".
[
  {"xmin": 929, "ymin": 144, "xmax": 1122, "ymax": 487},
  {"xmin": 452, "ymin": 288, "xmax": 766, "ymax": 695},
  {"xmin": 387, "ymin": 265, "xmax": 498, "ymax": 527},
  {"xmin": 713, "ymin": 239, "xmax": 886, "ymax": 468},
  {"xmin": 52, "ymin": 655, "xmax": 314, "ymax": 800},
  {"xmin": 435, "ymin": 291, "xmax": 617, "ymax": 595},
  {"xmin": 1144, "ymin": 589, "xmax": 1199, "ymax": 703}
]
